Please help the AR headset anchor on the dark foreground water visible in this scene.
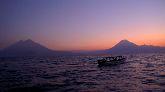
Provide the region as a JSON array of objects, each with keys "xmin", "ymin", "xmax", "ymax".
[{"xmin": 0, "ymin": 54, "xmax": 165, "ymax": 92}]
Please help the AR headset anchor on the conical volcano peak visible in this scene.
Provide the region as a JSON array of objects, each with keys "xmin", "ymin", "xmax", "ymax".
[
  {"xmin": 114, "ymin": 39, "xmax": 137, "ymax": 47},
  {"xmin": 119, "ymin": 39, "xmax": 130, "ymax": 43},
  {"xmin": 24, "ymin": 39, "xmax": 35, "ymax": 43}
]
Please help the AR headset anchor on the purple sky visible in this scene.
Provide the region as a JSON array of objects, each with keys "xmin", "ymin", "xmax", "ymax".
[{"xmin": 0, "ymin": 0, "xmax": 165, "ymax": 50}]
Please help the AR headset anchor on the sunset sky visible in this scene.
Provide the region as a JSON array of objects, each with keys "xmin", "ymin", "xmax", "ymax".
[{"xmin": 0, "ymin": 0, "xmax": 165, "ymax": 50}]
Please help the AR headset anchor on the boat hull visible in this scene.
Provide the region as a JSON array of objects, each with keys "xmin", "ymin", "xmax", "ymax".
[{"xmin": 98, "ymin": 58, "xmax": 126, "ymax": 66}]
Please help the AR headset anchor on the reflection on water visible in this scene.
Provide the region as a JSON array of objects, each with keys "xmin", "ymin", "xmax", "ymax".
[{"xmin": 0, "ymin": 54, "xmax": 165, "ymax": 92}]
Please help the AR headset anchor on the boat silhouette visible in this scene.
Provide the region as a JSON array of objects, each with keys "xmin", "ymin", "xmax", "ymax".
[{"xmin": 97, "ymin": 56, "xmax": 126, "ymax": 66}]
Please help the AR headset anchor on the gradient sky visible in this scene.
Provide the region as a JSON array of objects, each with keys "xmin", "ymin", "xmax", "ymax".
[{"xmin": 0, "ymin": 0, "xmax": 165, "ymax": 50}]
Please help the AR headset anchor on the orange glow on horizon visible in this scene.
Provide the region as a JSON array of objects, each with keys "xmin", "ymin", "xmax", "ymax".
[
  {"xmin": 35, "ymin": 22, "xmax": 165, "ymax": 51},
  {"xmin": 39, "ymin": 37, "xmax": 165, "ymax": 51}
]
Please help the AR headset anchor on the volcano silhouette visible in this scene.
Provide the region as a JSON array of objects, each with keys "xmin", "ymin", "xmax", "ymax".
[
  {"xmin": 105, "ymin": 40, "xmax": 165, "ymax": 54},
  {"xmin": 0, "ymin": 39, "xmax": 72, "ymax": 57}
]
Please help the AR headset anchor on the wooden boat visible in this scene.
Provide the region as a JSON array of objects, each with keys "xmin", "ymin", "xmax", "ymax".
[{"xmin": 97, "ymin": 56, "xmax": 126, "ymax": 66}]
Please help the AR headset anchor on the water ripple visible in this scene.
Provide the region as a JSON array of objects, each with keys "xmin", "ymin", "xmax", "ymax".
[{"xmin": 0, "ymin": 54, "xmax": 165, "ymax": 92}]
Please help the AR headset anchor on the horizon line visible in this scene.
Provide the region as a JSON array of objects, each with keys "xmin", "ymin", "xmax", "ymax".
[{"xmin": 1, "ymin": 39, "xmax": 165, "ymax": 51}]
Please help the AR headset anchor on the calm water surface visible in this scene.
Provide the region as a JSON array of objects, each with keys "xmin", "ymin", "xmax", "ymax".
[{"xmin": 0, "ymin": 54, "xmax": 165, "ymax": 92}]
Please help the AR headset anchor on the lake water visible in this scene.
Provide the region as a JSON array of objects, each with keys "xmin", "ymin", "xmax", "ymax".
[{"xmin": 0, "ymin": 54, "xmax": 165, "ymax": 92}]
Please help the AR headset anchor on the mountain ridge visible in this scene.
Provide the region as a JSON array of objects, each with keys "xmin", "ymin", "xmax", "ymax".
[
  {"xmin": 0, "ymin": 39, "xmax": 75, "ymax": 57},
  {"xmin": 105, "ymin": 40, "xmax": 165, "ymax": 54},
  {"xmin": 0, "ymin": 39, "xmax": 165, "ymax": 57}
]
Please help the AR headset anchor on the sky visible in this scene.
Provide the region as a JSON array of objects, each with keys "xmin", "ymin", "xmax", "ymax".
[{"xmin": 0, "ymin": 0, "xmax": 165, "ymax": 50}]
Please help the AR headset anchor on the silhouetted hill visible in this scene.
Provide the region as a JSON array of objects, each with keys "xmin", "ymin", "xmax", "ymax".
[
  {"xmin": 137, "ymin": 45, "xmax": 165, "ymax": 53},
  {"xmin": 112, "ymin": 40, "xmax": 138, "ymax": 48},
  {"xmin": 63, "ymin": 40, "xmax": 165, "ymax": 55},
  {"xmin": 0, "ymin": 39, "xmax": 165, "ymax": 57},
  {"xmin": 0, "ymin": 39, "xmax": 74, "ymax": 57},
  {"xmin": 106, "ymin": 40, "xmax": 138, "ymax": 54},
  {"xmin": 106, "ymin": 40, "xmax": 165, "ymax": 54}
]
